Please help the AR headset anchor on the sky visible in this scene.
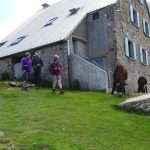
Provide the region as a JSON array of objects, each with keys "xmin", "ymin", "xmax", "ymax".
[
  {"xmin": 0, "ymin": 0, "xmax": 150, "ymax": 41},
  {"xmin": 0, "ymin": 0, "xmax": 61, "ymax": 41}
]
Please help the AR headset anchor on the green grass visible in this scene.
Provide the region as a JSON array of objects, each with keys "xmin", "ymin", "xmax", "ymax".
[{"xmin": 0, "ymin": 86, "xmax": 149, "ymax": 150}]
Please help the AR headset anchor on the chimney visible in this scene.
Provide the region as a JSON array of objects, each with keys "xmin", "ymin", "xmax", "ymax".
[{"xmin": 42, "ymin": 3, "xmax": 50, "ymax": 9}]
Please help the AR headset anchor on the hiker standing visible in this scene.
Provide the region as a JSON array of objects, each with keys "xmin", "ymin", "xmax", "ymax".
[
  {"xmin": 49, "ymin": 55, "xmax": 64, "ymax": 94},
  {"xmin": 32, "ymin": 52, "xmax": 43, "ymax": 89},
  {"xmin": 21, "ymin": 52, "xmax": 32, "ymax": 91}
]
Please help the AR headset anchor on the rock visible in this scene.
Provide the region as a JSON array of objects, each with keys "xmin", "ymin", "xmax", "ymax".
[{"xmin": 118, "ymin": 94, "xmax": 150, "ymax": 112}]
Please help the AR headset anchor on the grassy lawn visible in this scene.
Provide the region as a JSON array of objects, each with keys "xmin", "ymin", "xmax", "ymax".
[{"xmin": 0, "ymin": 86, "xmax": 149, "ymax": 150}]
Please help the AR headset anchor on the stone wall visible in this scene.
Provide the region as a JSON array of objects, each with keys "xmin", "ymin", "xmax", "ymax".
[
  {"xmin": 33, "ymin": 42, "xmax": 69, "ymax": 86},
  {"xmin": 0, "ymin": 41, "xmax": 69, "ymax": 86},
  {"xmin": 70, "ymin": 53, "xmax": 108, "ymax": 90},
  {"xmin": 0, "ymin": 58, "xmax": 13, "ymax": 78},
  {"xmin": 87, "ymin": 6, "xmax": 117, "ymax": 71},
  {"xmin": 114, "ymin": 0, "xmax": 150, "ymax": 92}
]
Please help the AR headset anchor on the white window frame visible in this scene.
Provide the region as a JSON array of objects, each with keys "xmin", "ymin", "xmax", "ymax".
[
  {"xmin": 140, "ymin": 47, "xmax": 149, "ymax": 65},
  {"xmin": 138, "ymin": 0, "xmax": 143, "ymax": 4},
  {"xmin": 125, "ymin": 37, "xmax": 136, "ymax": 60},
  {"xmin": 129, "ymin": 5, "xmax": 140, "ymax": 28},
  {"xmin": 143, "ymin": 18, "xmax": 150, "ymax": 37}
]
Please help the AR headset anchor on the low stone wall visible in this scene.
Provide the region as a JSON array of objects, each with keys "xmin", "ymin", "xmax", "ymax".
[
  {"xmin": 0, "ymin": 58, "xmax": 13, "ymax": 78},
  {"xmin": 70, "ymin": 53, "xmax": 108, "ymax": 91}
]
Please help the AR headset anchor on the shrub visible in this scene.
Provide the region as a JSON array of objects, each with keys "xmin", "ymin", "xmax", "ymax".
[
  {"xmin": 71, "ymin": 79, "xmax": 80, "ymax": 90},
  {"xmin": 41, "ymin": 79, "xmax": 52, "ymax": 88},
  {"xmin": 0, "ymin": 72, "xmax": 10, "ymax": 81}
]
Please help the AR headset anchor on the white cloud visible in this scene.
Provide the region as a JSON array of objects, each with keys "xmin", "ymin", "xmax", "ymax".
[{"xmin": 0, "ymin": 0, "xmax": 61, "ymax": 41}]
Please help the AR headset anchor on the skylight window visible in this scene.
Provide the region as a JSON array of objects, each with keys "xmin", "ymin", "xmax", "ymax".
[
  {"xmin": 0, "ymin": 41, "xmax": 7, "ymax": 47},
  {"xmin": 44, "ymin": 17, "xmax": 58, "ymax": 27},
  {"xmin": 69, "ymin": 8, "xmax": 80, "ymax": 16},
  {"xmin": 10, "ymin": 36, "xmax": 26, "ymax": 46}
]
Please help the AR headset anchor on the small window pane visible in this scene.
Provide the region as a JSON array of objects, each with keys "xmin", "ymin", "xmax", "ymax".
[
  {"xmin": 93, "ymin": 12, "xmax": 99, "ymax": 20},
  {"xmin": 44, "ymin": 17, "xmax": 58, "ymax": 26},
  {"xmin": 145, "ymin": 22, "xmax": 149, "ymax": 35},
  {"xmin": 133, "ymin": 10, "xmax": 138, "ymax": 25},
  {"xmin": 0, "ymin": 41, "xmax": 7, "ymax": 47},
  {"xmin": 128, "ymin": 41, "xmax": 134, "ymax": 59},
  {"xmin": 142, "ymin": 49, "xmax": 147, "ymax": 64},
  {"xmin": 10, "ymin": 36, "xmax": 26, "ymax": 46},
  {"xmin": 69, "ymin": 8, "xmax": 80, "ymax": 16}
]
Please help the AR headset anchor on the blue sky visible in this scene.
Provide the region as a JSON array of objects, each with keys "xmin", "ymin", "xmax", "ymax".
[
  {"xmin": 0, "ymin": 0, "xmax": 150, "ymax": 41},
  {"xmin": 0, "ymin": 0, "xmax": 14, "ymax": 23}
]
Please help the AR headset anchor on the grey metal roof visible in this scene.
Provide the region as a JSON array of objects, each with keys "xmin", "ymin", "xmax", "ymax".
[{"xmin": 0, "ymin": 0, "xmax": 117, "ymax": 58}]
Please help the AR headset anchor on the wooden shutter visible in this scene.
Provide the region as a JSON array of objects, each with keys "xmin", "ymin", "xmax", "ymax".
[
  {"xmin": 143, "ymin": 18, "xmax": 146, "ymax": 33},
  {"xmin": 133, "ymin": 42, "xmax": 136, "ymax": 60},
  {"xmin": 140, "ymin": 47, "xmax": 143, "ymax": 63},
  {"xmin": 129, "ymin": 5, "xmax": 134, "ymax": 22},
  {"xmin": 148, "ymin": 23, "xmax": 150, "ymax": 37},
  {"xmin": 125, "ymin": 37, "xmax": 129, "ymax": 57},
  {"xmin": 146, "ymin": 50, "xmax": 149, "ymax": 65},
  {"xmin": 137, "ymin": 12, "xmax": 140, "ymax": 28}
]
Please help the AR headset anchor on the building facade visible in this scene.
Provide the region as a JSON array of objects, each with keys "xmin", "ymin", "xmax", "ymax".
[{"xmin": 0, "ymin": 0, "xmax": 150, "ymax": 91}]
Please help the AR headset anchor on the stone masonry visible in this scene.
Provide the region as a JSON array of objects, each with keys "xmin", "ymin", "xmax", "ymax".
[{"xmin": 114, "ymin": 0, "xmax": 150, "ymax": 92}]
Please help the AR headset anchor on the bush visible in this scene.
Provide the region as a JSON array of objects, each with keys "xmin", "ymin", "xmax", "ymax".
[
  {"xmin": 71, "ymin": 79, "xmax": 80, "ymax": 90},
  {"xmin": 0, "ymin": 72, "xmax": 10, "ymax": 81},
  {"xmin": 41, "ymin": 79, "xmax": 52, "ymax": 88}
]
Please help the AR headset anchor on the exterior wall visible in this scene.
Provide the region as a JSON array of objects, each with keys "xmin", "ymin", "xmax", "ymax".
[
  {"xmin": 0, "ymin": 58, "xmax": 13, "ymax": 78},
  {"xmin": 33, "ymin": 42, "xmax": 69, "ymax": 86},
  {"xmin": 70, "ymin": 53, "xmax": 108, "ymax": 90},
  {"xmin": 0, "ymin": 42, "xmax": 69, "ymax": 86},
  {"xmin": 87, "ymin": 6, "xmax": 117, "ymax": 71},
  {"xmin": 114, "ymin": 0, "xmax": 150, "ymax": 91},
  {"xmin": 71, "ymin": 19, "xmax": 87, "ymax": 41},
  {"xmin": 69, "ymin": 18, "xmax": 87, "ymax": 58}
]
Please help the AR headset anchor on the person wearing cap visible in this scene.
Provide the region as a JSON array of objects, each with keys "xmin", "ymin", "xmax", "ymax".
[
  {"xmin": 49, "ymin": 55, "xmax": 64, "ymax": 94},
  {"xmin": 32, "ymin": 52, "xmax": 43, "ymax": 89},
  {"xmin": 21, "ymin": 52, "xmax": 32, "ymax": 91}
]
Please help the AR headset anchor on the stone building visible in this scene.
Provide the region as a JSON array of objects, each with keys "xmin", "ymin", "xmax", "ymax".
[{"xmin": 0, "ymin": 0, "xmax": 150, "ymax": 92}]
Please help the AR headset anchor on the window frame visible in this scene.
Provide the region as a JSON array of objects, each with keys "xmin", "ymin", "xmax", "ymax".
[
  {"xmin": 129, "ymin": 5, "xmax": 140, "ymax": 28},
  {"xmin": 69, "ymin": 8, "xmax": 80, "ymax": 16},
  {"xmin": 10, "ymin": 36, "xmax": 26, "ymax": 46},
  {"xmin": 137, "ymin": 0, "xmax": 143, "ymax": 5},
  {"xmin": 44, "ymin": 17, "xmax": 58, "ymax": 27},
  {"xmin": 143, "ymin": 18, "xmax": 150, "ymax": 37},
  {"xmin": 0, "ymin": 41, "xmax": 7, "ymax": 47},
  {"xmin": 140, "ymin": 47, "xmax": 149, "ymax": 65},
  {"xmin": 93, "ymin": 12, "xmax": 99, "ymax": 21},
  {"xmin": 125, "ymin": 37, "xmax": 136, "ymax": 60}
]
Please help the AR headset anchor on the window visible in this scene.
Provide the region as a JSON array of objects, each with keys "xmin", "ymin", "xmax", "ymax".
[
  {"xmin": 72, "ymin": 39, "xmax": 78, "ymax": 54},
  {"xmin": 125, "ymin": 37, "xmax": 136, "ymax": 60},
  {"xmin": 44, "ymin": 17, "xmax": 58, "ymax": 27},
  {"xmin": 10, "ymin": 36, "xmax": 26, "ymax": 46},
  {"xmin": 93, "ymin": 12, "xmax": 99, "ymax": 20},
  {"xmin": 0, "ymin": 41, "xmax": 7, "ymax": 47},
  {"xmin": 143, "ymin": 18, "xmax": 150, "ymax": 36},
  {"xmin": 129, "ymin": 5, "xmax": 140, "ymax": 28},
  {"xmin": 137, "ymin": 0, "xmax": 143, "ymax": 4},
  {"xmin": 140, "ymin": 47, "xmax": 148, "ymax": 65},
  {"xmin": 69, "ymin": 8, "xmax": 80, "ymax": 16}
]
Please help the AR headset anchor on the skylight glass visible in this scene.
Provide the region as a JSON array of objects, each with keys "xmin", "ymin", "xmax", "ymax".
[
  {"xmin": 69, "ymin": 8, "xmax": 80, "ymax": 16},
  {"xmin": 44, "ymin": 17, "xmax": 58, "ymax": 27},
  {"xmin": 10, "ymin": 36, "xmax": 26, "ymax": 46},
  {"xmin": 0, "ymin": 41, "xmax": 7, "ymax": 47}
]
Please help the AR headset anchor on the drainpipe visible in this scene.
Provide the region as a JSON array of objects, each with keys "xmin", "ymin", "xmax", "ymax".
[{"xmin": 67, "ymin": 39, "xmax": 71, "ymax": 87}]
